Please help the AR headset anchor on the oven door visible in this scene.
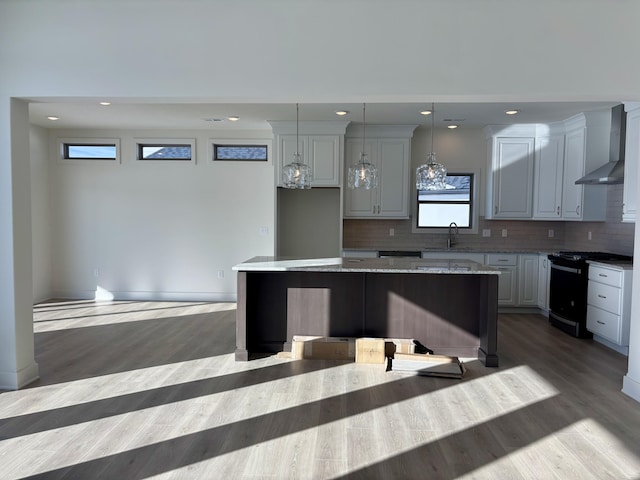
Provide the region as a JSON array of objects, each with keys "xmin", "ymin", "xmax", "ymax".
[{"xmin": 548, "ymin": 262, "xmax": 590, "ymax": 337}]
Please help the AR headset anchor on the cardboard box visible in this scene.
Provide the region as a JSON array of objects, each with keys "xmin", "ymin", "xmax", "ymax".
[
  {"xmin": 384, "ymin": 338, "xmax": 416, "ymax": 356},
  {"xmin": 355, "ymin": 338, "xmax": 386, "ymax": 364},
  {"xmin": 391, "ymin": 353, "xmax": 465, "ymax": 379},
  {"xmin": 291, "ymin": 335, "xmax": 356, "ymax": 360}
]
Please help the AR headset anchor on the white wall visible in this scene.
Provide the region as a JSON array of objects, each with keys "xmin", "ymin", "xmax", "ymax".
[
  {"xmin": 30, "ymin": 125, "xmax": 51, "ymax": 303},
  {"xmin": 47, "ymin": 129, "xmax": 274, "ymax": 301}
]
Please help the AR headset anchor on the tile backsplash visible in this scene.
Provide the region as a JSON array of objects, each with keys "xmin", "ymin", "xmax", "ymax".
[{"xmin": 344, "ymin": 185, "xmax": 634, "ymax": 255}]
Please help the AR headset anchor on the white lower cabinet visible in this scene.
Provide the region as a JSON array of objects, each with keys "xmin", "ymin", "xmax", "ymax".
[
  {"xmin": 518, "ymin": 254, "xmax": 539, "ymax": 306},
  {"xmin": 485, "ymin": 254, "xmax": 518, "ymax": 306},
  {"xmin": 586, "ymin": 263, "xmax": 633, "ymax": 353},
  {"xmin": 537, "ymin": 253, "xmax": 551, "ymax": 310}
]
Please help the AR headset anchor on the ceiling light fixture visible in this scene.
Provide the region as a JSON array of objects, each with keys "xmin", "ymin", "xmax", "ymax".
[
  {"xmin": 335, "ymin": 110, "xmax": 349, "ymax": 116},
  {"xmin": 47, "ymin": 116, "xmax": 59, "ymax": 121},
  {"xmin": 420, "ymin": 109, "xmax": 433, "ymax": 116},
  {"xmin": 447, "ymin": 124, "xmax": 459, "ymax": 129},
  {"xmin": 505, "ymin": 109, "xmax": 519, "ymax": 115},
  {"xmin": 416, "ymin": 102, "xmax": 447, "ymax": 191},
  {"xmin": 227, "ymin": 116, "xmax": 240, "ymax": 121},
  {"xmin": 347, "ymin": 103, "xmax": 378, "ymax": 190},
  {"xmin": 281, "ymin": 103, "xmax": 312, "ymax": 189},
  {"xmin": 99, "ymin": 101, "xmax": 111, "ymax": 106}
]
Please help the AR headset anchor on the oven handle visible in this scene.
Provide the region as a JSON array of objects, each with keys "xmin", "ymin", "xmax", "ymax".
[{"xmin": 550, "ymin": 263, "xmax": 581, "ymax": 275}]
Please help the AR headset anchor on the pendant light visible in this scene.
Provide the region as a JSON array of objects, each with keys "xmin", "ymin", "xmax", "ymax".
[
  {"xmin": 282, "ymin": 103, "xmax": 312, "ymax": 189},
  {"xmin": 416, "ymin": 102, "xmax": 447, "ymax": 190},
  {"xmin": 348, "ymin": 103, "xmax": 378, "ymax": 190}
]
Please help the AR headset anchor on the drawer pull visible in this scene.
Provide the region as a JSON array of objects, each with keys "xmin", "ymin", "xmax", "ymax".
[
  {"xmin": 597, "ymin": 294, "xmax": 607, "ymax": 299},
  {"xmin": 498, "ymin": 259, "xmax": 509, "ymax": 262},
  {"xmin": 598, "ymin": 273, "xmax": 608, "ymax": 277},
  {"xmin": 597, "ymin": 320, "xmax": 605, "ymax": 325}
]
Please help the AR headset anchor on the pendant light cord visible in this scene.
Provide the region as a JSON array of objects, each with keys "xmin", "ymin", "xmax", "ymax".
[
  {"xmin": 296, "ymin": 103, "xmax": 300, "ymax": 158},
  {"xmin": 362, "ymin": 103, "xmax": 366, "ymax": 164},
  {"xmin": 430, "ymin": 102, "xmax": 435, "ymax": 155}
]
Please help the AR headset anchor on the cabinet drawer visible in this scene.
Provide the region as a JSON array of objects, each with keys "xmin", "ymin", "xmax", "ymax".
[
  {"xmin": 587, "ymin": 305, "xmax": 622, "ymax": 344},
  {"xmin": 588, "ymin": 265, "xmax": 623, "ymax": 288},
  {"xmin": 588, "ymin": 281, "xmax": 622, "ymax": 315},
  {"xmin": 486, "ymin": 254, "xmax": 517, "ymax": 266}
]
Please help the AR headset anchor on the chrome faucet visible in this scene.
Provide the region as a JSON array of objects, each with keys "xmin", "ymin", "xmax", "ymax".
[{"xmin": 447, "ymin": 222, "xmax": 458, "ymax": 249}]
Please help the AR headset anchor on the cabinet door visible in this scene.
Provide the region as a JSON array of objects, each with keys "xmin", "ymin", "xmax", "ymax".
[
  {"xmin": 491, "ymin": 137, "xmax": 535, "ymax": 218},
  {"xmin": 533, "ymin": 135, "xmax": 564, "ymax": 219},
  {"xmin": 277, "ymin": 135, "xmax": 308, "ymax": 186},
  {"xmin": 562, "ymin": 127, "xmax": 586, "ymax": 219},
  {"xmin": 495, "ymin": 266, "xmax": 517, "ymax": 306},
  {"xmin": 344, "ymin": 138, "xmax": 378, "ymax": 217},
  {"xmin": 623, "ymin": 106, "xmax": 640, "ymax": 222},
  {"xmin": 308, "ymin": 135, "xmax": 340, "ymax": 186},
  {"xmin": 377, "ymin": 138, "xmax": 410, "ymax": 217},
  {"xmin": 537, "ymin": 254, "xmax": 550, "ymax": 310},
  {"xmin": 518, "ymin": 255, "xmax": 539, "ymax": 306}
]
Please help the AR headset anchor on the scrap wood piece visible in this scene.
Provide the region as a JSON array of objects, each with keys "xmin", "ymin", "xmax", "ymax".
[{"xmin": 391, "ymin": 352, "xmax": 465, "ymax": 379}]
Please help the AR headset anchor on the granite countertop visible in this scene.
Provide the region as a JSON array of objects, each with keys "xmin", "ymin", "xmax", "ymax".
[
  {"xmin": 587, "ymin": 259, "xmax": 634, "ymax": 270},
  {"xmin": 233, "ymin": 256, "xmax": 500, "ymax": 274},
  {"xmin": 344, "ymin": 247, "xmax": 553, "ymax": 254}
]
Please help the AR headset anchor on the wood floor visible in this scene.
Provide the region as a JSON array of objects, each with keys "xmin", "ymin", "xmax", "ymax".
[{"xmin": 1, "ymin": 300, "xmax": 640, "ymax": 479}]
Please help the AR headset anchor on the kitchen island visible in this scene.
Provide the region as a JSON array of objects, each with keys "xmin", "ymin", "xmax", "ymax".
[{"xmin": 232, "ymin": 256, "xmax": 500, "ymax": 366}]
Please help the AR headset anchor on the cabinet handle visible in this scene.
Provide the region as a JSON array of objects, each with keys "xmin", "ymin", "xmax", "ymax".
[
  {"xmin": 494, "ymin": 205, "xmax": 498, "ymax": 215},
  {"xmin": 498, "ymin": 259, "xmax": 509, "ymax": 262},
  {"xmin": 597, "ymin": 294, "xmax": 607, "ymax": 299},
  {"xmin": 576, "ymin": 205, "xmax": 581, "ymax": 216},
  {"xmin": 556, "ymin": 206, "xmax": 560, "ymax": 215},
  {"xmin": 543, "ymin": 259, "xmax": 547, "ymax": 268},
  {"xmin": 598, "ymin": 273, "xmax": 608, "ymax": 277},
  {"xmin": 597, "ymin": 320, "xmax": 605, "ymax": 325}
]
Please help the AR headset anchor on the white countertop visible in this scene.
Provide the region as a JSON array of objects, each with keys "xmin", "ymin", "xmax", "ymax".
[{"xmin": 233, "ymin": 256, "xmax": 500, "ymax": 274}]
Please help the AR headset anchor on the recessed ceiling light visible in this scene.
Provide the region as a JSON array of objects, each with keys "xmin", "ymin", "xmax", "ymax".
[
  {"xmin": 420, "ymin": 110, "xmax": 433, "ymax": 116},
  {"xmin": 99, "ymin": 101, "xmax": 111, "ymax": 106},
  {"xmin": 47, "ymin": 116, "xmax": 59, "ymax": 121},
  {"xmin": 505, "ymin": 109, "xmax": 519, "ymax": 115},
  {"xmin": 447, "ymin": 124, "xmax": 458, "ymax": 129},
  {"xmin": 335, "ymin": 110, "xmax": 349, "ymax": 116},
  {"xmin": 227, "ymin": 116, "xmax": 240, "ymax": 122}
]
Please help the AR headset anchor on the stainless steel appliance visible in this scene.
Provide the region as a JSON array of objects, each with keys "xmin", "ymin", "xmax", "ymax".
[{"xmin": 547, "ymin": 251, "xmax": 632, "ymax": 337}]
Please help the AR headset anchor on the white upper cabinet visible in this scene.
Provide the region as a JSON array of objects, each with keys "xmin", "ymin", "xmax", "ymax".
[
  {"xmin": 533, "ymin": 133, "xmax": 564, "ymax": 219},
  {"xmin": 270, "ymin": 121, "xmax": 349, "ymax": 187},
  {"xmin": 344, "ymin": 124, "xmax": 416, "ymax": 219},
  {"xmin": 486, "ymin": 111, "xmax": 609, "ymax": 222},
  {"xmin": 623, "ymin": 102, "xmax": 640, "ymax": 223},
  {"xmin": 560, "ymin": 112, "xmax": 608, "ymax": 221},
  {"xmin": 485, "ymin": 125, "xmax": 536, "ymax": 219}
]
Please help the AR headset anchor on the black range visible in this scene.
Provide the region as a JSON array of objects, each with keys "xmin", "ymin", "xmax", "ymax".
[{"xmin": 547, "ymin": 251, "xmax": 633, "ymax": 338}]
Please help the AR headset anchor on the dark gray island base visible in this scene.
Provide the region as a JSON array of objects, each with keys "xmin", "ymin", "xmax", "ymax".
[{"xmin": 233, "ymin": 257, "xmax": 499, "ymax": 367}]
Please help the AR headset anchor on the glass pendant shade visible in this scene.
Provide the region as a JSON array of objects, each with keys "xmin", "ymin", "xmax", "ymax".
[
  {"xmin": 282, "ymin": 103, "xmax": 311, "ymax": 189},
  {"xmin": 348, "ymin": 152, "xmax": 378, "ymax": 189},
  {"xmin": 348, "ymin": 103, "xmax": 378, "ymax": 190},
  {"xmin": 416, "ymin": 152, "xmax": 447, "ymax": 190},
  {"xmin": 416, "ymin": 102, "xmax": 447, "ymax": 190},
  {"xmin": 282, "ymin": 152, "xmax": 312, "ymax": 189}
]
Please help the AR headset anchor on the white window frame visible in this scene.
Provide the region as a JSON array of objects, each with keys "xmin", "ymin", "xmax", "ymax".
[{"xmin": 208, "ymin": 138, "xmax": 272, "ymax": 166}]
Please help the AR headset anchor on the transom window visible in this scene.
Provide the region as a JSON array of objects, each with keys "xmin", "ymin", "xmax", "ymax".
[
  {"xmin": 63, "ymin": 143, "xmax": 117, "ymax": 160},
  {"xmin": 213, "ymin": 144, "xmax": 268, "ymax": 161},
  {"xmin": 136, "ymin": 139, "xmax": 195, "ymax": 162},
  {"xmin": 416, "ymin": 173, "xmax": 474, "ymax": 228}
]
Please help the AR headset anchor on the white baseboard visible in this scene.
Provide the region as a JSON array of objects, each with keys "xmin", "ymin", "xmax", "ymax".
[
  {"xmin": 50, "ymin": 289, "xmax": 237, "ymax": 303},
  {"xmin": 623, "ymin": 374, "xmax": 640, "ymax": 404},
  {"xmin": 592, "ymin": 335, "xmax": 629, "ymax": 356},
  {"xmin": 0, "ymin": 361, "xmax": 40, "ymax": 391}
]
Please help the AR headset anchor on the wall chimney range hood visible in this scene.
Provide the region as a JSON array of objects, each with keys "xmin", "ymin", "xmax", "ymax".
[{"xmin": 575, "ymin": 104, "xmax": 626, "ymax": 185}]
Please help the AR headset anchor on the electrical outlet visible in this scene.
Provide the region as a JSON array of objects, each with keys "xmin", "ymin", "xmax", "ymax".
[
  {"xmin": 93, "ymin": 268, "xmax": 100, "ymax": 278},
  {"xmin": 548, "ymin": 229, "xmax": 554, "ymax": 238},
  {"xmin": 482, "ymin": 229, "xmax": 491, "ymax": 237},
  {"xmin": 259, "ymin": 226, "xmax": 269, "ymax": 236},
  {"xmin": 389, "ymin": 228, "xmax": 395, "ymax": 236},
  {"xmin": 501, "ymin": 229, "xmax": 507, "ymax": 238},
  {"xmin": 217, "ymin": 270, "xmax": 224, "ymax": 279},
  {"xmin": 588, "ymin": 231, "xmax": 592, "ymax": 241}
]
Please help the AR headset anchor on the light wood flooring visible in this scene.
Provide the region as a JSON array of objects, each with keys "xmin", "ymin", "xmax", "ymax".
[{"xmin": 1, "ymin": 300, "xmax": 640, "ymax": 479}]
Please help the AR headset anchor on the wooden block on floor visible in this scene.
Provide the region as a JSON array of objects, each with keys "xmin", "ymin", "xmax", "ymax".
[
  {"xmin": 292, "ymin": 335, "xmax": 356, "ymax": 360},
  {"xmin": 384, "ymin": 338, "xmax": 416, "ymax": 357},
  {"xmin": 356, "ymin": 338, "xmax": 386, "ymax": 364},
  {"xmin": 391, "ymin": 353, "xmax": 465, "ymax": 378}
]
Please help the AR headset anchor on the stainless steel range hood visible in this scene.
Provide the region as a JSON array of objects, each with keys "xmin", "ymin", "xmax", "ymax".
[{"xmin": 575, "ymin": 104, "xmax": 626, "ymax": 185}]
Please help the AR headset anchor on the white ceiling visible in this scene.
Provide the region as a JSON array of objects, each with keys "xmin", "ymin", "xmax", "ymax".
[{"xmin": 28, "ymin": 100, "xmax": 619, "ymax": 131}]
